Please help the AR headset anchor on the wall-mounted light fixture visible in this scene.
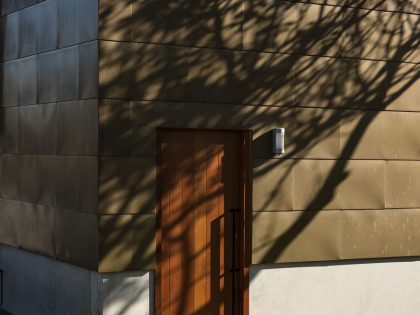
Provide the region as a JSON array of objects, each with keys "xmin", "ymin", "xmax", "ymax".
[{"xmin": 272, "ymin": 128, "xmax": 285, "ymax": 155}]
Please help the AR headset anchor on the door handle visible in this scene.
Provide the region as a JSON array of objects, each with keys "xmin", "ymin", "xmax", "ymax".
[{"xmin": 230, "ymin": 208, "xmax": 241, "ymax": 315}]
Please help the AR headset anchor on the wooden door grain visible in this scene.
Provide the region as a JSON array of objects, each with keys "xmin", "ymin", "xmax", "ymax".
[{"xmin": 157, "ymin": 129, "xmax": 250, "ymax": 315}]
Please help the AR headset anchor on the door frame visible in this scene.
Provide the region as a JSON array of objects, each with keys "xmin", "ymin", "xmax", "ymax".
[{"xmin": 155, "ymin": 127, "xmax": 252, "ymax": 315}]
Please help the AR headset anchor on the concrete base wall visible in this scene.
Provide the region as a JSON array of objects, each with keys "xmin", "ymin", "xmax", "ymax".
[
  {"xmin": 0, "ymin": 245, "xmax": 153, "ymax": 315},
  {"xmin": 4, "ymin": 245, "xmax": 420, "ymax": 315},
  {"xmin": 250, "ymin": 259, "xmax": 420, "ymax": 315}
]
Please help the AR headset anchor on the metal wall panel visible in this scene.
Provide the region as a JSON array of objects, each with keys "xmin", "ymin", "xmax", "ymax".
[
  {"xmin": 4, "ymin": 107, "xmax": 19, "ymax": 153},
  {"xmin": 57, "ymin": 0, "xmax": 75, "ymax": 48},
  {"xmin": 2, "ymin": 0, "xmax": 16, "ymax": 16},
  {"xmin": 75, "ymin": 0, "xmax": 98, "ymax": 43},
  {"xmin": 99, "ymin": 157, "xmax": 156, "ymax": 214},
  {"xmin": 99, "ymin": 213, "xmax": 156, "ymax": 272},
  {"xmin": 38, "ymin": 155, "xmax": 57, "ymax": 207},
  {"xmin": 18, "ymin": 5, "xmax": 39, "ymax": 57},
  {"xmin": 2, "ymin": 60, "xmax": 19, "ymax": 107},
  {"xmin": 57, "ymin": 46, "xmax": 79, "ymax": 102},
  {"xmin": 18, "ymin": 55, "xmax": 37, "ymax": 105},
  {"xmin": 56, "ymin": 208, "xmax": 98, "ymax": 270},
  {"xmin": 252, "ymin": 211, "xmax": 341, "ymax": 264},
  {"xmin": 57, "ymin": 100, "xmax": 98, "ymax": 155},
  {"xmin": 37, "ymin": 0, "xmax": 57, "ymax": 53},
  {"xmin": 2, "ymin": 12, "xmax": 19, "ymax": 60},
  {"xmin": 36, "ymin": 204, "xmax": 56, "ymax": 257},
  {"xmin": 1, "ymin": 0, "xmax": 99, "ymax": 272},
  {"xmin": 79, "ymin": 156, "xmax": 98, "ymax": 213},
  {"xmin": 56, "ymin": 156, "xmax": 79, "ymax": 211},
  {"xmin": 79, "ymin": 41, "xmax": 98, "ymax": 99},
  {"xmin": 57, "ymin": 100, "xmax": 80, "ymax": 155},
  {"xmin": 2, "ymin": 155, "xmax": 20, "ymax": 200},
  {"xmin": 37, "ymin": 102, "xmax": 57, "ymax": 154},
  {"xmin": 20, "ymin": 155, "xmax": 39, "ymax": 203},
  {"xmin": 19, "ymin": 105, "xmax": 38, "ymax": 153},
  {"xmin": 78, "ymin": 99, "xmax": 98, "ymax": 155},
  {"xmin": 37, "ymin": 50, "xmax": 58, "ymax": 103},
  {"xmin": 244, "ymin": 2, "xmax": 341, "ymax": 57}
]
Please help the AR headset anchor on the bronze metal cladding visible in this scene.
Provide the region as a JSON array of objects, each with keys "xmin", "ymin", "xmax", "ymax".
[{"xmin": 1, "ymin": 0, "xmax": 420, "ymax": 273}]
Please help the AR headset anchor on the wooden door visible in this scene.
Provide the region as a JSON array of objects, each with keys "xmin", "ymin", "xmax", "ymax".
[{"xmin": 157, "ymin": 129, "xmax": 250, "ymax": 315}]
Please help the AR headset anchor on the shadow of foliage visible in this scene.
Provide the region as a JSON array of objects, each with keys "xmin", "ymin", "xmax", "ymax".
[{"xmin": 96, "ymin": 0, "xmax": 420, "ymax": 313}]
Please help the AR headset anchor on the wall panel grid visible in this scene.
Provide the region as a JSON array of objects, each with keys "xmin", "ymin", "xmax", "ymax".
[
  {"xmin": 98, "ymin": 101, "xmax": 420, "ymax": 160},
  {"xmin": 252, "ymin": 208, "xmax": 420, "ymax": 264},
  {"xmin": 1, "ymin": 0, "xmax": 98, "ymax": 57},
  {"xmin": 99, "ymin": 42, "xmax": 419, "ymax": 112},
  {"xmin": 1, "ymin": 0, "xmax": 419, "ymax": 273},
  {"xmin": 2, "ymin": 42, "xmax": 99, "ymax": 106},
  {"xmin": 0, "ymin": 0, "xmax": 100, "ymax": 271},
  {"xmin": 99, "ymin": 0, "xmax": 419, "ymax": 62}
]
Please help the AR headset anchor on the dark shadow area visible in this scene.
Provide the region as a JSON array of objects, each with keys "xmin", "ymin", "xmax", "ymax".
[{"xmin": 96, "ymin": 1, "xmax": 420, "ymax": 314}]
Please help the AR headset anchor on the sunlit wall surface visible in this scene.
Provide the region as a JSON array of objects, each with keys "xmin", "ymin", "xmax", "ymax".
[{"xmin": 0, "ymin": 0, "xmax": 419, "ymax": 295}]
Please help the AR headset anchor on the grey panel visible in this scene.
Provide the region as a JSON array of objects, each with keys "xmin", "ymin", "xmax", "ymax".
[
  {"xmin": 57, "ymin": 0, "xmax": 75, "ymax": 48},
  {"xmin": 2, "ymin": 60, "xmax": 19, "ymax": 107},
  {"xmin": 79, "ymin": 41, "xmax": 98, "ymax": 99},
  {"xmin": 38, "ymin": 0, "xmax": 58, "ymax": 53},
  {"xmin": 2, "ymin": 12, "xmax": 19, "ymax": 61},
  {"xmin": 79, "ymin": 156, "xmax": 98, "ymax": 213},
  {"xmin": 19, "ymin": 154, "xmax": 39, "ymax": 203},
  {"xmin": 56, "ymin": 208, "xmax": 98, "ymax": 270},
  {"xmin": 0, "ymin": 111, "xmax": 3, "ymax": 152},
  {"xmin": 0, "ymin": 157, "xmax": 3, "ymax": 190},
  {"xmin": 57, "ymin": 100, "xmax": 97, "ymax": 155},
  {"xmin": 0, "ymin": 200, "xmax": 21, "ymax": 247},
  {"xmin": 56, "ymin": 156, "xmax": 79, "ymax": 211},
  {"xmin": 4, "ymin": 107, "xmax": 19, "ymax": 153},
  {"xmin": 79, "ymin": 99, "xmax": 98, "ymax": 155},
  {"xmin": 18, "ymin": 202, "xmax": 39, "ymax": 252},
  {"xmin": 58, "ymin": 45, "xmax": 79, "ymax": 101},
  {"xmin": 18, "ymin": 55, "xmax": 37, "ymax": 105},
  {"xmin": 75, "ymin": 0, "xmax": 98, "ymax": 43},
  {"xmin": 19, "ymin": 5, "xmax": 39, "ymax": 57},
  {"xmin": 37, "ymin": 50, "xmax": 58, "ymax": 104},
  {"xmin": 2, "ymin": 154, "xmax": 20, "ymax": 200},
  {"xmin": 17, "ymin": 0, "xmax": 38, "ymax": 10},
  {"xmin": 36, "ymin": 204, "xmax": 57, "ymax": 257},
  {"xmin": 57, "ymin": 100, "xmax": 79, "ymax": 155},
  {"xmin": 38, "ymin": 102, "xmax": 57, "ymax": 154},
  {"xmin": 38, "ymin": 155, "xmax": 57, "ymax": 207},
  {"xmin": 19, "ymin": 105, "xmax": 38, "ymax": 154},
  {"xmin": 2, "ymin": 0, "xmax": 15, "ymax": 15}
]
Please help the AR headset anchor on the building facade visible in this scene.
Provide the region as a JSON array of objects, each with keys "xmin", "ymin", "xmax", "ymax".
[{"xmin": 0, "ymin": 0, "xmax": 419, "ymax": 314}]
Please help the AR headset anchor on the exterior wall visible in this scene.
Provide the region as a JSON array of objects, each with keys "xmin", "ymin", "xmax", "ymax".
[
  {"xmin": 98, "ymin": 0, "xmax": 420, "ymax": 272},
  {"xmin": 0, "ymin": 0, "xmax": 419, "ymax": 312},
  {"xmin": 0, "ymin": 245, "xmax": 153, "ymax": 315},
  {"xmin": 250, "ymin": 259, "xmax": 420, "ymax": 315},
  {"xmin": 102, "ymin": 271, "xmax": 153, "ymax": 315},
  {"xmin": 0, "ymin": 0, "xmax": 99, "ymax": 270}
]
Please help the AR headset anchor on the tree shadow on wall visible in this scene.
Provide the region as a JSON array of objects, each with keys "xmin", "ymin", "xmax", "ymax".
[{"xmin": 98, "ymin": 0, "xmax": 419, "ymax": 314}]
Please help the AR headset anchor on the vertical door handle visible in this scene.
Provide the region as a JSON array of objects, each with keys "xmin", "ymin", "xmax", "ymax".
[{"xmin": 230, "ymin": 208, "xmax": 241, "ymax": 315}]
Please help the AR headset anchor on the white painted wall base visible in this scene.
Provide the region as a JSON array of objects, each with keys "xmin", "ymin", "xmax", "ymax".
[
  {"xmin": 250, "ymin": 260, "xmax": 420, "ymax": 315},
  {"xmin": 101, "ymin": 272, "xmax": 153, "ymax": 315},
  {"xmin": 3, "ymin": 245, "xmax": 420, "ymax": 315},
  {"xmin": 0, "ymin": 245, "xmax": 153, "ymax": 315}
]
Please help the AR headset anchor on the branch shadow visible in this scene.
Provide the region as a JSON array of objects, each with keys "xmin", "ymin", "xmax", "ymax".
[{"xmin": 97, "ymin": 1, "xmax": 419, "ymax": 314}]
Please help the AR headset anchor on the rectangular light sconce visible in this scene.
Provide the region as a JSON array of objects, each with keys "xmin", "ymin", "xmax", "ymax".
[{"xmin": 273, "ymin": 128, "xmax": 285, "ymax": 155}]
